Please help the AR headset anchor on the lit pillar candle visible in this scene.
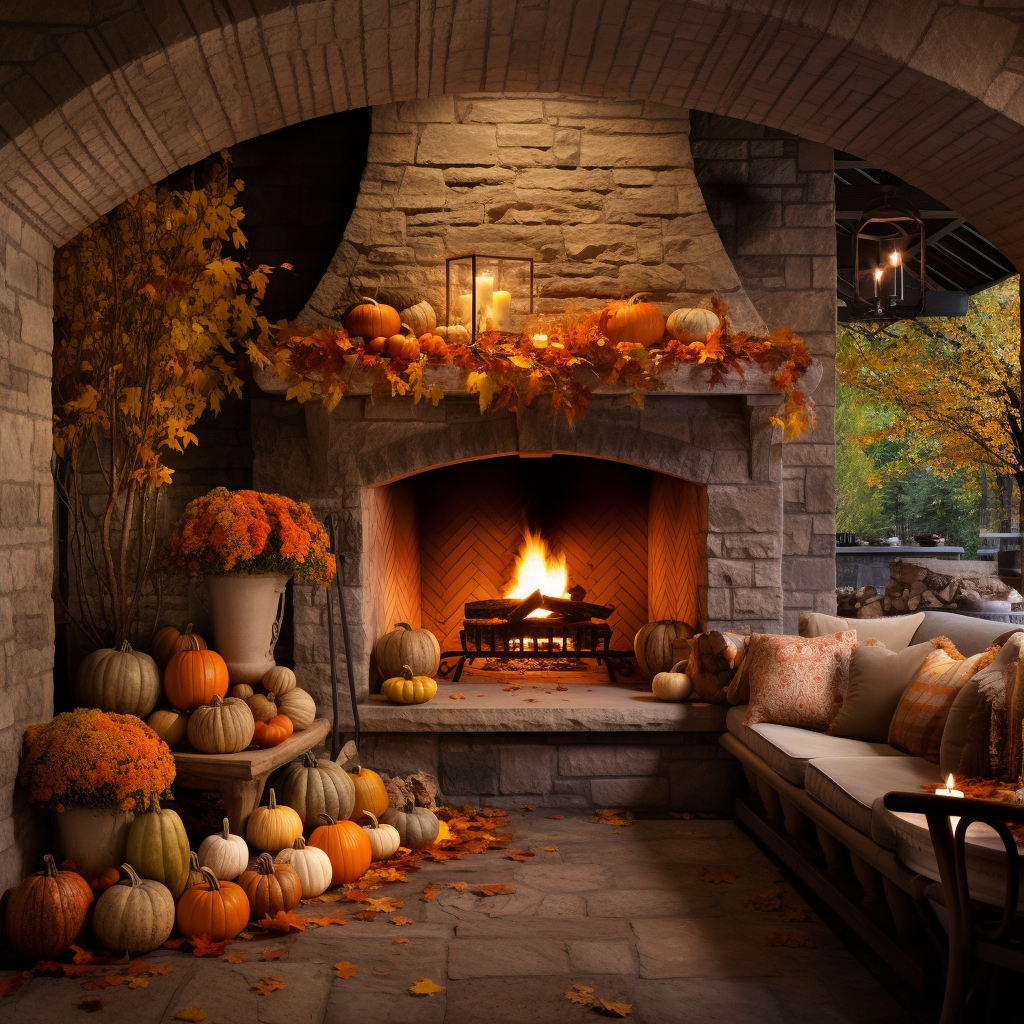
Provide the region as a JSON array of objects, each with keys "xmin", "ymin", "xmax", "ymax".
[
  {"xmin": 458, "ymin": 292, "xmax": 473, "ymax": 326},
  {"xmin": 889, "ymin": 250, "xmax": 903, "ymax": 300},
  {"xmin": 475, "ymin": 272, "xmax": 493, "ymax": 325},
  {"xmin": 492, "ymin": 290, "xmax": 511, "ymax": 330},
  {"xmin": 873, "ymin": 266, "xmax": 883, "ymax": 297},
  {"xmin": 936, "ymin": 773, "xmax": 964, "ymax": 832}
]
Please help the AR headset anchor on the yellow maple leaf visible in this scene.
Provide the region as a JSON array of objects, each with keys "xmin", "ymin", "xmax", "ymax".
[
  {"xmin": 598, "ymin": 998, "xmax": 633, "ymax": 1017},
  {"xmin": 333, "ymin": 962, "xmax": 358, "ymax": 979},
  {"xmin": 409, "ymin": 977, "xmax": 446, "ymax": 996},
  {"xmin": 564, "ymin": 983, "xmax": 595, "ymax": 1006},
  {"xmin": 543, "ymin": 846, "xmax": 559, "ymax": 852},
  {"xmin": 173, "ymin": 1009, "xmax": 208, "ymax": 1022},
  {"xmin": 391, "ymin": 916, "xmax": 414, "ymax": 926},
  {"xmin": 365, "ymin": 896, "xmax": 404, "ymax": 913},
  {"xmin": 466, "ymin": 371, "xmax": 497, "ymax": 413},
  {"xmin": 250, "ymin": 975, "xmax": 286, "ymax": 995}
]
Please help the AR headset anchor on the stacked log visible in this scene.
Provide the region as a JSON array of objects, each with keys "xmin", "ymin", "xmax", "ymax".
[
  {"xmin": 883, "ymin": 558, "xmax": 1021, "ymax": 614},
  {"xmin": 836, "ymin": 586, "xmax": 884, "ymax": 618}
]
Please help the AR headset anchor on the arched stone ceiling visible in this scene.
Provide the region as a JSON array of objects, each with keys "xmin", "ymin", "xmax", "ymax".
[{"xmin": 1, "ymin": 1, "xmax": 1023, "ymax": 267}]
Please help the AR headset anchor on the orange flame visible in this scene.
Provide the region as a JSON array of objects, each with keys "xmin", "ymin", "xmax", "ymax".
[{"xmin": 505, "ymin": 527, "xmax": 569, "ymax": 618}]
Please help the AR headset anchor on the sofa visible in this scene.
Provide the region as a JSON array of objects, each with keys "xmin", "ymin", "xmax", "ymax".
[{"xmin": 718, "ymin": 610, "xmax": 1021, "ymax": 992}]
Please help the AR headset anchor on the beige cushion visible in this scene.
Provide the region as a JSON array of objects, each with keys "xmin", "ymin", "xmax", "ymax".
[
  {"xmin": 800, "ymin": 611, "xmax": 925, "ymax": 652},
  {"xmin": 910, "ymin": 610, "xmax": 1019, "ymax": 658},
  {"xmin": 828, "ymin": 642, "xmax": 933, "ymax": 742},
  {"xmin": 726, "ymin": 705, "xmax": 904, "ymax": 787},
  {"xmin": 805, "ymin": 755, "xmax": 938, "ymax": 839}
]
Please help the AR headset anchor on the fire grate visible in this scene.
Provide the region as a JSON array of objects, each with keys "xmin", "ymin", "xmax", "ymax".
[{"xmin": 439, "ymin": 590, "xmax": 636, "ymax": 682}]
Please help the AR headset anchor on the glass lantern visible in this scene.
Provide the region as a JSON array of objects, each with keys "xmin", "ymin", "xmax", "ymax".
[
  {"xmin": 445, "ymin": 255, "xmax": 534, "ymax": 344},
  {"xmin": 853, "ymin": 194, "xmax": 926, "ymax": 319}
]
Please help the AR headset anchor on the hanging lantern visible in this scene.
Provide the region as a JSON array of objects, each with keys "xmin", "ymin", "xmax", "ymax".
[
  {"xmin": 853, "ymin": 194, "xmax": 926, "ymax": 319},
  {"xmin": 445, "ymin": 255, "xmax": 534, "ymax": 345}
]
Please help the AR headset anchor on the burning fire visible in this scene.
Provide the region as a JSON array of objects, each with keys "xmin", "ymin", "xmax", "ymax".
[{"xmin": 505, "ymin": 527, "xmax": 569, "ymax": 618}]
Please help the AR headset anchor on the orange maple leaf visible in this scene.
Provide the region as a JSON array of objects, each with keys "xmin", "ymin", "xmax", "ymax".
[
  {"xmin": 365, "ymin": 896, "xmax": 403, "ymax": 913},
  {"xmin": 391, "ymin": 916, "xmax": 413, "ymax": 926},
  {"xmin": 698, "ymin": 866, "xmax": 737, "ymax": 884},
  {"xmin": 477, "ymin": 884, "xmax": 516, "ymax": 896},
  {"xmin": 260, "ymin": 949, "xmax": 286, "ymax": 961},
  {"xmin": 250, "ymin": 975, "xmax": 286, "ymax": 995},
  {"xmin": 598, "ymin": 998, "xmax": 633, "ymax": 1017},
  {"xmin": 745, "ymin": 889, "xmax": 784, "ymax": 912},
  {"xmin": 449, "ymin": 694, "xmax": 466, "ymax": 700},
  {"xmin": 520, "ymin": 805, "xmax": 535, "ymax": 812},
  {"xmin": 781, "ymin": 906, "xmax": 809, "ymax": 922},
  {"xmin": 394, "ymin": 938, "xmax": 410, "ymax": 945},
  {"xmin": 354, "ymin": 910, "xmax": 379, "ymax": 922},
  {"xmin": 333, "ymin": 962, "xmax": 358, "ymax": 979},
  {"xmin": 344, "ymin": 889, "xmax": 369, "ymax": 903},
  {"xmin": 0, "ymin": 972, "xmax": 29, "ymax": 998},
  {"xmin": 545, "ymin": 814, "xmax": 564, "ymax": 820},
  {"xmin": 126, "ymin": 977, "xmax": 149, "ymax": 989},
  {"xmin": 409, "ymin": 976, "xmax": 445, "ymax": 996},
  {"xmin": 225, "ymin": 954, "xmax": 247, "ymax": 964},
  {"xmin": 543, "ymin": 846, "xmax": 559, "ymax": 852},
  {"xmin": 304, "ymin": 913, "xmax": 347, "ymax": 927},
  {"xmin": 506, "ymin": 850, "xmax": 535, "ymax": 861},
  {"xmin": 448, "ymin": 881, "xmax": 468, "ymax": 891},
  {"xmin": 162, "ymin": 938, "xmax": 188, "ymax": 950},
  {"xmin": 420, "ymin": 883, "xmax": 442, "ymax": 902},
  {"xmin": 564, "ymin": 984, "xmax": 596, "ymax": 1006},
  {"xmin": 191, "ymin": 934, "xmax": 229, "ymax": 957},
  {"xmin": 255, "ymin": 911, "xmax": 306, "ymax": 932}
]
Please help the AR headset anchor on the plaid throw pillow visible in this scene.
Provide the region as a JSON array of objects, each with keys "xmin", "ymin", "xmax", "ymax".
[{"xmin": 888, "ymin": 648, "xmax": 983, "ymax": 763}]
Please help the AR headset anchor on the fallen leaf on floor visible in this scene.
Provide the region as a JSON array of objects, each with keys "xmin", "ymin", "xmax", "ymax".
[
  {"xmin": 598, "ymin": 999, "xmax": 633, "ymax": 1017},
  {"xmin": 435, "ymin": 821, "xmax": 452, "ymax": 841},
  {"xmin": 502, "ymin": 684, "xmax": 520, "ymax": 691},
  {"xmin": 126, "ymin": 977, "xmax": 149, "ymax": 989},
  {"xmin": 333, "ymin": 962, "xmax": 358, "ymax": 979},
  {"xmin": 477, "ymin": 884, "xmax": 516, "ymax": 896},
  {"xmin": 391, "ymin": 916, "xmax": 414, "ymax": 926},
  {"xmin": 365, "ymin": 896, "xmax": 404, "ymax": 913},
  {"xmin": 596, "ymin": 808, "xmax": 633, "ymax": 831},
  {"xmin": 70, "ymin": 945, "xmax": 96, "ymax": 964},
  {"xmin": 225, "ymin": 953, "xmax": 247, "ymax": 963},
  {"xmin": 354, "ymin": 910, "xmax": 379, "ymax": 922},
  {"xmin": 173, "ymin": 1008, "xmax": 207, "ymax": 1022},
  {"xmin": 521, "ymin": 805, "xmax": 535, "ymax": 811},
  {"xmin": 449, "ymin": 694, "xmax": 466, "ymax": 700},
  {"xmin": 344, "ymin": 889, "xmax": 369, "ymax": 903},
  {"xmin": 190, "ymin": 935, "xmax": 229, "ymax": 957},
  {"xmin": 448, "ymin": 881, "xmax": 468, "ymax": 891},
  {"xmin": 542, "ymin": 846, "xmax": 559, "ymax": 852},
  {"xmin": 394, "ymin": 938, "xmax": 410, "ymax": 945},
  {"xmin": 78, "ymin": 998, "xmax": 107, "ymax": 1012},
  {"xmin": 127, "ymin": 962, "xmax": 173, "ymax": 977},
  {"xmin": 698, "ymin": 866, "xmax": 737, "ymax": 884},
  {"xmin": 506, "ymin": 849, "xmax": 535, "ymax": 861},
  {"xmin": 765, "ymin": 930, "xmax": 817, "ymax": 948},
  {"xmin": 361, "ymin": 866, "xmax": 408, "ymax": 884},
  {"xmin": 545, "ymin": 814, "xmax": 564, "ymax": 820},
  {"xmin": 421, "ymin": 883, "xmax": 442, "ymax": 901},
  {"xmin": 564, "ymin": 983, "xmax": 596, "ymax": 1006},
  {"xmin": 162, "ymin": 938, "xmax": 188, "ymax": 950},
  {"xmin": 409, "ymin": 977, "xmax": 446, "ymax": 996},
  {"xmin": 260, "ymin": 949, "xmax": 286, "ymax": 961},
  {"xmin": 304, "ymin": 913, "xmax": 347, "ymax": 927},
  {"xmin": 250, "ymin": 975, "xmax": 286, "ymax": 995},
  {"xmin": 312, "ymin": 892, "xmax": 348, "ymax": 902},
  {"xmin": 0, "ymin": 972, "xmax": 29, "ymax": 997},
  {"xmin": 256, "ymin": 910, "xmax": 306, "ymax": 932},
  {"xmin": 781, "ymin": 906, "xmax": 809, "ymax": 922},
  {"xmin": 745, "ymin": 889, "xmax": 784, "ymax": 912},
  {"xmin": 80, "ymin": 977, "xmax": 116, "ymax": 990}
]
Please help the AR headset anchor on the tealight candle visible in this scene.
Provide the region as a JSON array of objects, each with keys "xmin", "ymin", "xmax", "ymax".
[
  {"xmin": 532, "ymin": 333, "xmax": 548, "ymax": 349},
  {"xmin": 936, "ymin": 773, "xmax": 964, "ymax": 832}
]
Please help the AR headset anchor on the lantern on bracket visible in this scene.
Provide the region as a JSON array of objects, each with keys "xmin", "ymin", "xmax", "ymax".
[
  {"xmin": 445, "ymin": 255, "xmax": 534, "ymax": 345},
  {"xmin": 853, "ymin": 193, "xmax": 926, "ymax": 319}
]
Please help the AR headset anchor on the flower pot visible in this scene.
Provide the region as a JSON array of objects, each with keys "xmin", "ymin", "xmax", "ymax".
[
  {"xmin": 55, "ymin": 807, "xmax": 134, "ymax": 883},
  {"xmin": 205, "ymin": 574, "xmax": 289, "ymax": 683}
]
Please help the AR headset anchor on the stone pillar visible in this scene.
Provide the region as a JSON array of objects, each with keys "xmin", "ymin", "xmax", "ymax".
[{"xmin": 0, "ymin": 199, "xmax": 55, "ymax": 889}]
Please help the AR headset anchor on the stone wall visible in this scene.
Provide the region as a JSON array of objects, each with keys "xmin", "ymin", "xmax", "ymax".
[
  {"xmin": 692, "ymin": 114, "xmax": 837, "ymax": 632},
  {"xmin": 0, "ymin": 205, "xmax": 54, "ymax": 889}
]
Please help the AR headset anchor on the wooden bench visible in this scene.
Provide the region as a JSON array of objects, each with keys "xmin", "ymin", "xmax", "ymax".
[{"xmin": 173, "ymin": 718, "xmax": 331, "ymax": 833}]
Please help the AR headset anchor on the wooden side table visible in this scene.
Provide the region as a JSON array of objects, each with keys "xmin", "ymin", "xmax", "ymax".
[{"xmin": 172, "ymin": 718, "xmax": 330, "ymax": 833}]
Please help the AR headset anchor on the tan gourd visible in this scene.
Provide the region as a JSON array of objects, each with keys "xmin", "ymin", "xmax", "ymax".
[
  {"xmin": 187, "ymin": 694, "xmax": 255, "ymax": 753},
  {"xmin": 228, "ymin": 683, "xmax": 254, "ymax": 699},
  {"xmin": 274, "ymin": 686, "xmax": 316, "ymax": 730},
  {"xmin": 245, "ymin": 691, "xmax": 278, "ymax": 722},
  {"xmin": 666, "ymin": 306, "xmax": 721, "ymax": 343},
  {"xmin": 634, "ymin": 620, "xmax": 694, "ymax": 678},
  {"xmin": 262, "ymin": 665, "xmax": 297, "ymax": 696},
  {"xmin": 246, "ymin": 789, "xmax": 303, "ymax": 853},
  {"xmin": 75, "ymin": 641, "xmax": 161, "ymax": 718},
  {"xmin": 91, "ymin": 863, "xmax": 175, "ymax": 956},
  {"xmin": 278, "ymin": 751, "xmax": 356, "ymax": 828},
  {"xmin": 380, "ymin": 665, "xmax": 437, "ymax": 704},
  {"xmin": 197, "ymin": 817, "xmax": 249, "ymax": 880},
  {"xmin": 374, "ymin": 622, "xmax": 440, "ymax": 679},
  {"xmin": 125, "ymin": 799, "xmax": 190, "ymax": 900},
  {"xmin": 399, "ymin": 300, "xmax": 437, "ymax": 338},
  {"xmin": 381, "ymin": 799, "xmax": 440, "ymax": 850},
  {"xmin": 146, "ymin": 707, "xmax": 188, "ymax": 747},
  {"xmin": 652, "ymin": 661, "xmax": 694, "ymax": 702}
]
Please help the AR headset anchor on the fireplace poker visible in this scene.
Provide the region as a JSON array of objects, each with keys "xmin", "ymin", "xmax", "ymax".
[{"xmin": 326, "ymin": 512, "xmax": 360, "ymax": 760}]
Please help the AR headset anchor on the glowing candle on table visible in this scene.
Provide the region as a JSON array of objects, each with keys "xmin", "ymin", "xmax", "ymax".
[
  {"xmin": 458, "ymin": 292, "xmax": 473, "ymax": 326},
  {"xmin": 532, "ymin": 333, "xmax": 549, "ymax": 349},
  {"xmin": 873, "ymin": 266, "xmax": 883, "ymax": 297},
  {"xmin": 936, "ymin": 773, "xmax": 964, "ymax": 832},
  {"xmin": 475, "ymin": 272, "xmax": 494, "ymax": 324},
  {"xmin": 492, "ymin": 290, "xmax": 511, "ymax": 330},
  {"xmin": 889, "ymin": 249, "xmax": 903, "ymax": 300}
]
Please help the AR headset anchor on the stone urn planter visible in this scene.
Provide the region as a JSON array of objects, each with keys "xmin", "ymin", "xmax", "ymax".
[
  {"xmin": 205, "ymin": 573, "xmax": 289, "ymax": 683},
  {"xmin": 55, "ymin": 807, "xmax": 135, "ymax": 883}
]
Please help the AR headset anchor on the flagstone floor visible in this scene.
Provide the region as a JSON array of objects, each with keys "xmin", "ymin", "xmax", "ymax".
[{"xmin": 3, "ymin": 813, "xmax": 918, "ymax": 1024}]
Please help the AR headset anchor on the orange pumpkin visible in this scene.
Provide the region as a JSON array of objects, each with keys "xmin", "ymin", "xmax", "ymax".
[
  {"xmin": 384, "ymin": 325, "xmax": 420, "ymax": 361},
  {"xmin": 347, "ymin": 765, "xmax": 389, "ymax": 821},
  {"xmin": 91, "ymin": 866, "xmax": 121, "ymax": 893},
  {"xmin": 5, "ymin": 854, "xmax": 94, "ymax": 959},
  {"xmin": 176, "ymin": 866, "xmax": 249, "ymax": 941},
  {"xmin": 151, "ymin": 623, "xmax": 208, "ymax": 669},
  {"xmin": 252, "ymin": 713, "xmax": 294, "ymax": 748},
  {"xmin": 164, "ymin": 636, "xmax": 229, "ymax": 710},
  {"xmin": 599, "ymin": 292, "xmax": 666, "ymax": 348},
  {"xmin": 419, "ymin": 334, "xmax": 449, "ymax": 359},
  {"xmin": 237, "ymin": 852, "xmax": 301, "ymax": 920},
  {"xmin": 346, "ymin": 297, "xmax": 401, "ymax": 340},
  {"xmin": 308, "ymin": 813, "xmax": 372, "ymax": 885}
]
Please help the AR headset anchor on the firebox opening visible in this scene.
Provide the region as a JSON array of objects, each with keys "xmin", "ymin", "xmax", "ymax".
[{"xmin": 364, "ymin": 455, "xmax": 707, "ymax": 686}]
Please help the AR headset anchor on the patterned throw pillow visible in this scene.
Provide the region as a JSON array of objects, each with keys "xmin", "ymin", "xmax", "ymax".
[
  {"xmin": 744, "ymin": 630, "xmax": 858, "ymax": 729},
  {"xmin": 889, "ymin": 648, "xmax": 983, "ymax": 763}
]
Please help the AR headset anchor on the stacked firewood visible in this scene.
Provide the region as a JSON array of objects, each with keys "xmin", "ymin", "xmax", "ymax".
[
  {"xmin": 835, "ymin": 586, "xmax": 884, "ymax": 618},
  {"xmin": 883, "ymin": 558, "xmax": 1021, "ymax": 613}
]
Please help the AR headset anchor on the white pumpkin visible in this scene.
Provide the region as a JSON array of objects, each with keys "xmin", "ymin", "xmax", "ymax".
[
  {"xmin": 652, "ymin": 662, "xmax": 693, "ymax": 702},
  {"xmin": 436, "ymin": 324, "xmax": 470, "ymax": 346},
  {"xmin": 666, "ymin": 307, "xmax": 721, "ymax": 343},
  {"xmin": 262, "ymin": 665, "xmax": 297, "ymax": 696},
  {"xmin": 91, "ymin": 863, "xmax": 175, "ymax": 956},
  {"xmin": 197, "ymin": 817, "xmax": 249, "ymax": 880},
  {"xmin": 275, "ymin": 686, "xmax": 317, "ymax": 730},
  {"xmin": 399, "ymin": 300, "xmax": 437, "ymax": 337},
  {"xmin": 361, "ymin": 811, "xmax": 401, "ymax": 861},
  {"xmin": 275, "ymin": 837, "xmax": 333, "ymax": 898}
]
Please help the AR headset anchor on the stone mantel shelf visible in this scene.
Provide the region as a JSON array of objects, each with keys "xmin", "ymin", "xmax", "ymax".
[{"xmin": 342, "ymin": 681, "xmax": 729, "ymax": 733}]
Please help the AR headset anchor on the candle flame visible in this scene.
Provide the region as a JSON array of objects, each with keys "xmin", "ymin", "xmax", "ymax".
[
  {"xmin": 874, "ymin": 267, "xmax": 883, "ymax": 281},
  {"xmin": 889, "ymin": 250, "xmax": 901, "ymax": 266},
  {"xmin": 505, "ymin": 527, "xmax": 569, "ymax": 618},
  {"xmin": 946, "ymin": 773, "xmax": 955, "ymax": 790}
]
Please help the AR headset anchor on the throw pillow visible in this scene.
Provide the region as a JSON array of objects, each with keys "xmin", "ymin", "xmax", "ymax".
[
  {"xmin": 889, "ymin": 648, "xmax": 984, "ymax": 763},
  {"xmin": 799, "ymin": 611, "xmax": 924, "ymax": 652},
  {"xmin": 828, "ymin": 642, "xmax": 934, "ymax": 742},
  {"xmin": 744, "ymin": 630, "xmax": 857, "ymax": 730}
]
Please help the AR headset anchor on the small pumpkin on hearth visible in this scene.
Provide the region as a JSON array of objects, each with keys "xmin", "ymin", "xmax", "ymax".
[
  {"xmin": 381, "ymin": 664, "xmax": 437, "ymax": 705},
  {"xmin": 436, "ymin": 324, "xmax": 471, "ymax": 346},
  {"xmin": 238, "ymin": 852, "xmax": 302, "ymax": 920},
  {"xmin": 75, "ymin": 641, "xmax": 161, "ymax": 718},
  {"xmin": 125, "ymin": 799, "xmax": 190, "ymax": 900},
  {"xmin": 229, "ymin": 683, "xmax": 254, "ymax": 700},
  {"xmin": 252, "ymin": 712, "xmax": 294, "ymax": 748},
  {"xmin": 346, "ymin": 296, "xmax": 402, "ymax": 340},
  {"xmin": 418, "ymin": 333, "xmax": 449, "ymax": 359},
  {"xmin": 599, "ymin": 292, "xmax": 666, "ymax": 348},
  {"xmin": 151, "ymin": 623, "xmax": 208, "ymax": 669},
  {"xmin": 399, "ymin": 300, "xmax": 437, "ymax": 338},
  {"xmin": 164, "ymin": 635, "xmax": 229, "ymax": 709},
  {"xmin": 197, "ymin": 817, "xmax": 249, "ymax": 880},
  {"xmin": 275, "ymin": 837, "xmax": 333, "ymax": 898},
  {"xmin": 278, "ymin": 750, "xmax": 356, "ymax": 828},
  {"xmin": 366, "ymin": 335, "xmax": 387, "ymax": 354},
  {"xmin": 92, "ymin": 863, "xmax": 175, "ymax": 956},
  {"xmin": 344, "ymin": 764, "xmax": 389, "ymax": 821},
  {"xmin": 247, "ymin": 788, "xmax": 303, "ymax": 853},
  {"xmin": 275, "ymin": 686, "xmax": 316, "ymax": 731},
  {"xmin": 308, "ymin": 814, "xmax": 372, "ymax": 885},
  {"xmin": 652, "ymin": 662, "xmax": 693, "ymax": 702},
  {"xmin": 381, "ymin": 799, "xmax": 440, "ymax": 850},
  {"xmin": 666, "ymin": 306, "xmax": 721, "ymax": 344},
  {"xmin": 262, "ymin": 664, "xmax": 297, "ymax": 696},
  {"xmin": 374, "ymin": 621, "xmax": 440, "ymax": 679},
  {"xmin": 147, "ymin": 707, "xmax": 189, "ymax": 748},
  {"xmin": 176, "ymin": 867, "xmax": 249, "ymax": 942},
  {"xmin": 91, "ymin": 866, "xmax": 121, "ymax": 893},
  {"xmin": 361, "ymin": 811, "xmax": 401, "ymax": 861},
  {"xmin": 634, "ymin": 620, "xmax": 695, "ymax": 678},
  {"xmin": 245, "ymin": 691, "xmax": 278, "ymax": 722},
  {"xmin": 185, "ymin": 851, "xmax": 206, "ymax": 890},
  {"xmin": 4, "ymin": 854, "xmax": 93, "ymax": 959},
  {"xmin": 187, "ymin": 694, "xmax": 255, "ymax": 753},
  {"xmin": 385, "ymin": 325, "xmax": 420, "ymax": 362}
]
